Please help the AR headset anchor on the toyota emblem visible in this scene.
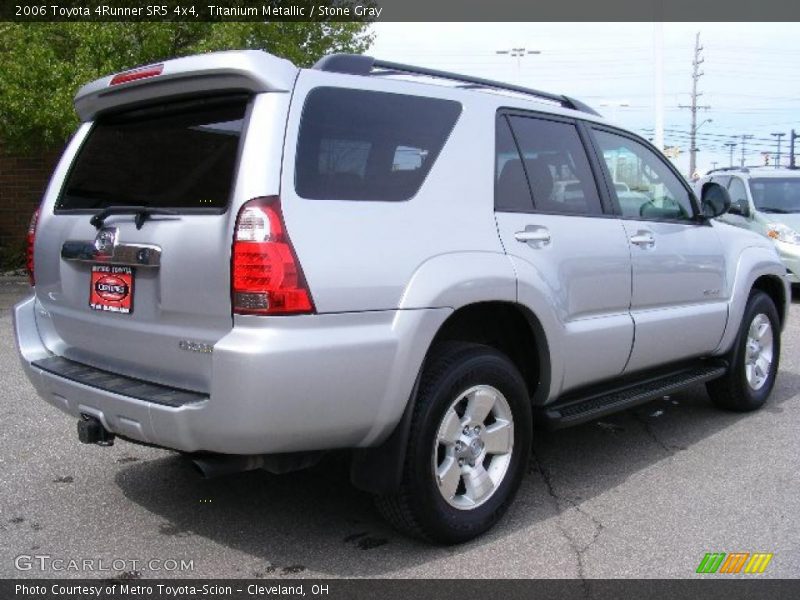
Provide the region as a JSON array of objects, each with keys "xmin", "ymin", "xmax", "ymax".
[{"xmin": 94, "ymin": 227, "xmax": 117, "ymax": 254}]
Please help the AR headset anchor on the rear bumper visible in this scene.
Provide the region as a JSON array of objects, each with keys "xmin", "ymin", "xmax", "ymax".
[{"xmin": 14, "ymin": 295, "xmax": 449, "ymax": 454}]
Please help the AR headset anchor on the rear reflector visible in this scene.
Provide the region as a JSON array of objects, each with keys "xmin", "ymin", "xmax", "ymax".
[
  {"xmin": 232, "ymin": 197, "xmax": 314, "ymax": 315},
  {"xmin": 109, "ymin": 64, "xmax": 164, "ymax": 86},
  {"xmin": 26, "ymin": 207, "xmax": 40, "ymax": 286}
]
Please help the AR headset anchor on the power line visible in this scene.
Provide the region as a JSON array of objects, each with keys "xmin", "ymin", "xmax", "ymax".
[
  {"xmin": 657, "ymin": 134, "xmax": 777, "ymax": 154},
  {"xmin": 652, "ymin": 128, "xmax": 776, "ymax": 143},
  {"xmin": 657, "ymin": 138, "xmax": 777, "ymax": 153}
]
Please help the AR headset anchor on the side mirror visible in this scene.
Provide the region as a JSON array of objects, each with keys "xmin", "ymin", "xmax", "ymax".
[
  {"xmin": 728, "ymin": 198, "xmax": 751, "ymax": 218},
  {"xmin": 700, "ymin": 182, "xmax": 731, "ymax": 219}
]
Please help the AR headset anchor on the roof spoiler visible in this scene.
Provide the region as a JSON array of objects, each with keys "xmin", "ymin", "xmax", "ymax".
[{"xmin": 74, "ymin": 50, "xmax": 298, "ymax": 121}]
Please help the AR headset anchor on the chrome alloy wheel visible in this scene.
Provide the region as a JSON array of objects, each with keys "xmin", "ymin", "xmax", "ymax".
[
  {"xmin": 744, "ymin": 313, "xmax": 774, "ymax": 391},
  {"xmin": 432, "ymin": 385, "xmax": 514, "ymax": 510}
]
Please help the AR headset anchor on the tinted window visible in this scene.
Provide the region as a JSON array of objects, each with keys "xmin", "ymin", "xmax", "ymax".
[
  {"xmin": 749, "ymin": 178, "xmax": 800, "ymax": 213},
  {"xmin": 507, "ymin": 116, "xmax": 602, "ymax": 216},
  {"xmin": 710, "ymin": 175, "xmax": 731, "ymax": 189},
  {"xmin": 295, "ymin": 88, "xmax": 461, "ymax": 201},
  {"xmin": 58, "ymin": 96, "xmax": 247, "ymax": 211},
  {"xmin": 593, "ymin": 129, "xmax": 694, "ymax": 221},
  {"xmin": 495, "ymin": 116, "xmax": 533, "ymax": 212},
  {"xmin": 727, "ymin": 177, "xmax": 748, "ymax": 204}
]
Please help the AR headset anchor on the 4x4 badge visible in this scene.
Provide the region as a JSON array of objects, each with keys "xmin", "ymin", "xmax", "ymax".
[{"xmin": 94, "ymin": 227, "xmax": 117, "ymax": 255}]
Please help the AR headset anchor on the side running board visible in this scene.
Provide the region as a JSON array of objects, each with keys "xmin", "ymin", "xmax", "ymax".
[{"xmin": 540, "ymin": 361, "xmax": 728, "ymax": 429}]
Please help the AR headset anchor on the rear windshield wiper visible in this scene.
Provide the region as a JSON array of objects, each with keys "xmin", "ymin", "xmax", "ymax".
[{"xmin": 90, "ymin": 206, "xmax": 178, "ymax": 230}]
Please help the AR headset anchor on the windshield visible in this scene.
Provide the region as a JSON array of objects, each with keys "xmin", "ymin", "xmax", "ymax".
[
  {"xmin": 57, "ymin": 95, "xmax": 248, "ymax": 211},
  {"xmin": 750, "ymin": 177, "xmax": 800, "ymax": 213}
]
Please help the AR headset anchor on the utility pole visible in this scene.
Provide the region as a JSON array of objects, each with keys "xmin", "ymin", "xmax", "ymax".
[
  {"xmin": 653, "ymin": 23, "xmax": 665, "ymax": 151},
  {"xmin": 789, "ymin": 129, "xmax": 797, "ymax": 169},
  {"xmin": 740, "ymin": 134, "xmax": 754, "ymax": 167},
  {"xmin": 679, "ymin": 33, "xmax": 711, "ymax": 179},
  {"xmin": 725, "ymin": 141, "xmax": 737, "ymax": 167},
  {"xmin": 711, "ymin": 161, "xmax": 718, "ymax": 170},
  {"xmin": 771, "ymin": 133, "xmax": 786, "ymax": 168}
]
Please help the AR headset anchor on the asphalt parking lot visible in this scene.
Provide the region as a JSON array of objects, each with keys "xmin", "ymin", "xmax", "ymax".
[{"xmin": 1, "ymin": 277, "xmax": 798, "ymax": 579}]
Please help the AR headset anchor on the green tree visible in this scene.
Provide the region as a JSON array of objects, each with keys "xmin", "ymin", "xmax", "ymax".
[{"xmin": 0, "ymin": 22, "xmax": 373, "ymax": 152}]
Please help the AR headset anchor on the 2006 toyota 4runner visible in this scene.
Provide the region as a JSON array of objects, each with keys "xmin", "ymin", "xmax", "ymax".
[{"xmin": 14, "ymin": 50, "xmax": 789, "ymax": 543}]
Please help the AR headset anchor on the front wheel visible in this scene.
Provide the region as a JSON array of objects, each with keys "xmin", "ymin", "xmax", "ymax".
[
  {"xmin": 707, "ymin": 290, "xmax": 781, "ymax": 412},
  {"xmin": 376, "ymin": 342, "xmax": 532, "ymax": 544}
]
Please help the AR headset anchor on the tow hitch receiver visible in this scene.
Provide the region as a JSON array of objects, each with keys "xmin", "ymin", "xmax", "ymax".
[{"xmin": 77, "ymin": 415, "xmax": 115, "ymax": 446}]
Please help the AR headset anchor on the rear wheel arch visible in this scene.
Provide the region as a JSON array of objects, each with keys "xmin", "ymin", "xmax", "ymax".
[
  {"xmin": 350, "ymin": 301, "xmax": 550, "ymax": 496},
  {"xmin": 428, "ymin": 301, "xmax": 551, "ymax": 405},
  {"xmin": 375, "ymin": 341, "xmax": 532, "ymax": 543}
]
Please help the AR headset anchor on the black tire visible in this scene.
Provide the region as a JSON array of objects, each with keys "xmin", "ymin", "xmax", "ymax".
[
  {"xmin": 376, "ymin": 342, "xmax": 532, "ymax": 544},
  {"xmin": 706, "ymin": 290, "xmax": 780, "ymax": 412}
]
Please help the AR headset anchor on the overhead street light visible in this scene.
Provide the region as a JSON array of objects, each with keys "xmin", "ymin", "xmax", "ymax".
[
  {"xmin": 697, "ymin": 118, "xmax": 713, "ymax": 131},
  {"xmin": 496, "ymin": 48, "xmax": 542, "ymax": 74}
]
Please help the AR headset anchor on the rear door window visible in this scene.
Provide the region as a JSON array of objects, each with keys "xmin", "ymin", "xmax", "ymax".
[
  {"xmin": 502, "ymin": 115, "xmax": 603, "ymax": 216},
  {"xmin": 57, "ymin": 96, "xmax": 248, "ymax": 211},
  {"xmin": 295, "ymin": 87, "xmax": 461, "ymax": 201},
  {"xmin": 495, "ymin": 116, "xmax": 534, "ymax": 212}
]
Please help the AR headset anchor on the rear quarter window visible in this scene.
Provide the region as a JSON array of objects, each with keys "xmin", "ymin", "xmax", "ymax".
[{"xmin": 295, "ymin": 87, "xmax": 461, "ymax": 201}]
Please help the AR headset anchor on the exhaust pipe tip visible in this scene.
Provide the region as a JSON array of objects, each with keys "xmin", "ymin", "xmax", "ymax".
[
  {"xmin": 190, "ymin": 451, "xmax": 325, "ymax": 479},
  {"xmin": 190, "ymin": 454, "xmax": 265, "ymax": 479},
  {"xmin": 190, "ymin": 459, "xmax": 209, "ymax": 478}
]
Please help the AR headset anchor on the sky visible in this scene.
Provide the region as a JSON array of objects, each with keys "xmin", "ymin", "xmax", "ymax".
[{"xmin": 368, "ymin": 22, "xmax": 800, "ymax": 178}]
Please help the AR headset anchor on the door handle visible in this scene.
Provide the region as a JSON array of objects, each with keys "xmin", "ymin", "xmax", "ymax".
[
  {"xmin": 629, "ymin": 231, "xmax": 655, "ymax": 247},
  {"xmin": 514, "ymin": 227, "xmax": 551, "ymax": 246}
]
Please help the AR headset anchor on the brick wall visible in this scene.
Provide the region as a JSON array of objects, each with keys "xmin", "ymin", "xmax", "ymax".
[{"xmin": 0, "ymin": 144, "xmax": 62, "ymax": 251}]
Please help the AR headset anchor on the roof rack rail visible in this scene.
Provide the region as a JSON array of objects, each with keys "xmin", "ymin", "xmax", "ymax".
[
  {"xmin": 313, "ymin": 54, "xmax": 601, "ymax": 117},
  {"xmin": 706, "ymin": 165, "xmax": 797, "ymax": 175},
  {"xmin": 706, "ymin": 166, "xmax": 749, "ymax": 174},
  {"xmin": 748, "ymin": 164, "xmax": 797, "ymax": 170}
]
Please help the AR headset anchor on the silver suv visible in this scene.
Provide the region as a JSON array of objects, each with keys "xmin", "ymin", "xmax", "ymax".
[
  {"xmin": 696, "ymin": 166, "xmax": 800, "ymax": 284},
  {"xmin": 13, "ymin": 50, "xmax": 790, "ymax": 543}
]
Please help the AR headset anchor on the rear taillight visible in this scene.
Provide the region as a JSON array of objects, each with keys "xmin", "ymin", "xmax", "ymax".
[
  {"xmin": 26, "ymin": 207, "xmax": 40, "ymax": 286},
  {"xmin": 232, "ymin": 197, "xmax": 314, "ymax": 315},
  {"xmin": 109, "ymin": 64, "xmax": 164, "ymax": 86}
]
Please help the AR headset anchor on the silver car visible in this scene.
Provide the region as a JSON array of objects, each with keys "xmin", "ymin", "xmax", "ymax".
[
  {"xmin": 14, "ymin": 50, "xmax": 789, "ymax": 543},
  {"xmin": 698, "ymin": 167, "xmax": 800, "ymax": 284}
]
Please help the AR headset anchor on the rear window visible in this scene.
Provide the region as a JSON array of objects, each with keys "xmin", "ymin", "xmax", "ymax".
[
  {"xmin": 295, "ymin": 87, "xmax": 461, "ymax": 201},
  {"xmin": 57, "ymin": 96, "xmax": 248, "ymax": 211}
]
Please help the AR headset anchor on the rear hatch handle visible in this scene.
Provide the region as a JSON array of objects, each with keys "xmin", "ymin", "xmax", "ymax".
[{"xmin": 90, "ymin": 206, "xmax": 178, "ymax": 230}]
